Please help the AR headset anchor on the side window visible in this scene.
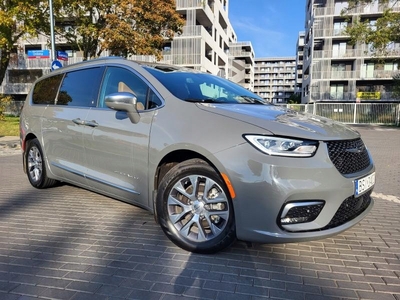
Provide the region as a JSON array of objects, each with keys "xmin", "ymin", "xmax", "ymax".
[
  {"xmin": 148, "ymin": 89, "xmax": 162, "ymax": 109},
  {"xmin": 32, "ymin": 74, "xmax": 63, "ymax": 105},
  {"xmin": 99, "ymin": 67, "xmax": 152, "ymax": 110},
  {"xmin": 56, "ymin": 67, "xmax": 104, "ymax": 107}
]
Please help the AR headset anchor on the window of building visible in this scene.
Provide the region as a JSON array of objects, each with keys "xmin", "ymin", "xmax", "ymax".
[
  {"xmin": 330, "ymin": 84, "xmax": 345, "ymax": 100},
  {"xmin": 384, "ymin": 62, "xmax": 398, "ymax": 71},
  {"xmin": 332, "ymin": 42, "xmax": 347, "ymax": 57},
  {"xmin": 334, "ymin": 1, "xmax": 349, "ymax": 14},
  {"xmin": 333, "ymin": 21, "xmax": 347, "ymax": 35}
]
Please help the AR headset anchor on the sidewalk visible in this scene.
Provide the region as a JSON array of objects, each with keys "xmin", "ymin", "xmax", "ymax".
[{"xmin": 0, "ymin": 136, "xmax": 21, "ymax": 156}]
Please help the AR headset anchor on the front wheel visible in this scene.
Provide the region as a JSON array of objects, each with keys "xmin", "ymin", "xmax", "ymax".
[
  {"xmin": 25, "ymin": 138, "xmax": 57, "ymax": 189},
  {"xmin": 156, "ymin": 159, "xmax": 236, "ymax": 253}
]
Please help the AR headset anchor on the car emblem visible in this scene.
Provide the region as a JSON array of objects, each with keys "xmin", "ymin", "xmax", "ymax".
[{"xmin": 345, "ymin": 145, "xmax": 365, "ymax": 153}]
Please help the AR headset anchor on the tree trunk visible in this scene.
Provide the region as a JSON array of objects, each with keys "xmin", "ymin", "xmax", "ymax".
[{"xmin": 0, "ymin": 48, "xmax": 10, "ymax": 91}]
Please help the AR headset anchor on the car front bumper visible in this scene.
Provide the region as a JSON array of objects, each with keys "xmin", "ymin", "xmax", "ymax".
[{"xmin": 213, "ymin": 141, "xmax": 375, "ymax": 244}]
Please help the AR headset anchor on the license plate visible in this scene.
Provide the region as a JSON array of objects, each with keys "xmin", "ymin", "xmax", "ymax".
[{"xmin": 355, "ymin": 172, "xmax": 375, "ymax": 197}]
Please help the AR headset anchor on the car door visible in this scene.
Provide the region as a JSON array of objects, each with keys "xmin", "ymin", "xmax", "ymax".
[
  {"xmin": 41, "ymin": 66, "xmax": 105, "ymax": 185},
  {"xmin": 82, "ymin": 66, "xmax": 162, "ymax": 208}
]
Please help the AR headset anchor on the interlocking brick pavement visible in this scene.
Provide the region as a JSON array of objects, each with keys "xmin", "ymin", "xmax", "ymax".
[{"xmin": 0, "ymin": 125, "xmax": 399, "ymax": 300}]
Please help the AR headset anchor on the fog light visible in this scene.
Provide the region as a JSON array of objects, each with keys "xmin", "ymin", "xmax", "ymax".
[{"xmin": 280, "ymin": 201, "xmax": 325, "ymax": 225}]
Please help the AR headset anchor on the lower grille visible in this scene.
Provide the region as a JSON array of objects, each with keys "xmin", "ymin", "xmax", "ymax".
[{"xmin": 323, "ymin": 190, "xmax": 372, "ymax": 230}]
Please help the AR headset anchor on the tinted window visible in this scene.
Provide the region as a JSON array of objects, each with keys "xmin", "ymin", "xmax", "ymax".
[
  {"xmin": 99, "ymin": 67, "xmax": 152, "ymax": 109},
  {"xmin": 144, "ymin": 66, "xmax": 267, "ymax": 104},
  {"xmin": 32, "ymin": 74, "xmax": 63, "ymax": 105},
  {"xmin": 56, "ymin": 67, "xmax": 104, "ymax": 107},
  {"xmin": 148, "ymin": 89, "xmax": 162, "ymax": 109}
]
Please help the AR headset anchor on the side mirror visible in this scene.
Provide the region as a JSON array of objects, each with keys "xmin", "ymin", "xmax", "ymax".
[{"xmin": 105, "ymin": 92, "xmax": 140, "ymax": 124}]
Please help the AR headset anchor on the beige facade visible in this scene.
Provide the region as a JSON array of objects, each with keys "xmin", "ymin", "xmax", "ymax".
[
  {"xmin": 303, "ymin": 0, "xmax": 400, "ymax": 103},
  {"xmin": 254, "ymin": 57, "xmax": 296, "ymax": 104}
]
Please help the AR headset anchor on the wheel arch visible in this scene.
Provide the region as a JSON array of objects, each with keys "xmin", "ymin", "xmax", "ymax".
[
  {"xmin": 154, "ymin": 150, "xmax": 219, "ymax": 192},
  {"xmin": 152, "ymin": 149, "xmax": 233, "ymax": 225}
]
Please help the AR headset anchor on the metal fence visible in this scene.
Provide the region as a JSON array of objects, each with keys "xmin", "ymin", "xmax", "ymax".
[
  {"xmin": 279, "ymin": 102, "xmax": 400, "ymax": 126},
  {"xmin": 3, "ymin": 101, "xmax": 400, "ymax": 126}
]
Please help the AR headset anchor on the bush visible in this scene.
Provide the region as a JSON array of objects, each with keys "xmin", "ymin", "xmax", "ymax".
[{"xmin": 0, "ymin": 95, "xmax": 13, "ymax": 120}]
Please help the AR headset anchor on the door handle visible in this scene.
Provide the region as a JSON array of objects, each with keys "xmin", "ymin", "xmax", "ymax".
[{"xmin": 84, "ymin": 120, "xmax": 99, "ymax": 127}]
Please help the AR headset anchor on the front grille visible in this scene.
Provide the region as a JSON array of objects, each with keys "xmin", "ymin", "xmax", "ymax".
[
  {"xmin": 326, "ymin": 138, "xmax": 371, "ymax": 175},
  {"xmin": 323, "ymin": 190, "xmax": 372, "ymax": 230}
]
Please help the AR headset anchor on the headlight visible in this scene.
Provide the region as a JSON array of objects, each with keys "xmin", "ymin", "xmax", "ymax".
[{"xmin": 244, "ymin": 135, "xmax": 318, "ymax": 157}]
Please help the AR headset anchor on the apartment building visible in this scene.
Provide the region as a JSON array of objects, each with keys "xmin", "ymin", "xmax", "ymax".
[
  {"xmin": 302, "ymin": 0, "xmax": 400, "ymax": 103},
  {"xmin": 253, "ymin": 57, "xmax": 296, "ymax": 103},
  {"xmin": 0, "ymin": 0, "xmax": 256, "ymax": 102},
  {"xmin": 295, "ymin": 32, "xmax": 305, "ymax": 95},
  {"xmin": 228, "ymin": 41, "xmax": 255, "ymax": 91}
]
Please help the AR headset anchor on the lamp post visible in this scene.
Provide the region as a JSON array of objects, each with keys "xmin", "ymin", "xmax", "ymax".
[{"xmin": 49, "ymin": 0, "xmax": 56, "ymax": 61}]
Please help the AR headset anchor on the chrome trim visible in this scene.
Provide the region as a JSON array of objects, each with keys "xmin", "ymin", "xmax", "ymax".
[
  {"xmin": 281, "ymin": 201, "xmax": 324, "ymax": 219},
  {"xmin": 51, "ymin": 162, "xmax": 140, "ymax": 195}
]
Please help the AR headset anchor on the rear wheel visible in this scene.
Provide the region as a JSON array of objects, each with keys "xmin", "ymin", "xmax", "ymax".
[
  {"xmin": 157, "ymin": 159, "xmax": 236, "ymax": 253},
  {"xmin": 25, "ymin": 138, "xmax": 57, "ymax": 189}
]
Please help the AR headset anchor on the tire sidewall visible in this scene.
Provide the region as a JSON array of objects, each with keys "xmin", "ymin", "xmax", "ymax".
[
  {"xmin": 157, "ymin": 160, "xmax": 236, "ymax": 253},
  {"xmin": 26, "ymin": 139, "xmax": 45, "ymax": 188}
]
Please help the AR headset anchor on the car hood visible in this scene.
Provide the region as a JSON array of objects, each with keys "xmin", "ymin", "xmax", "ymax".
[{"xmin": 197, "ymin": 103, "xmax": 360, "ymax": 141}]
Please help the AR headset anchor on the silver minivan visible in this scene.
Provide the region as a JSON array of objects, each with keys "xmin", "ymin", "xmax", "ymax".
[{"xmin": 20, "ymin": 57, "xmax": 375, "ymax": 253}]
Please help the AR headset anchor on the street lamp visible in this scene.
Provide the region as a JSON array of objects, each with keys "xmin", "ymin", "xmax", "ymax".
[{"xmin": 49, "ymin": 0, "xmax": 56, "ymax": 61}]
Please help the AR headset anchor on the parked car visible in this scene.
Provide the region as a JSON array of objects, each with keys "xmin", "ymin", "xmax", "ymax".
[{"xmin": 20, "ymin": 57, "xmax": 375, "ymax": 253}]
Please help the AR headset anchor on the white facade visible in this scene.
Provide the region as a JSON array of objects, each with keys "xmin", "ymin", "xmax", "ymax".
[
  {"xmin": 254, "ymin": 57, "xmax": 297, "ymax": 104},
  {"xmin": 295, "ymin": 31, "xmax": 305, "ymax": 96}
]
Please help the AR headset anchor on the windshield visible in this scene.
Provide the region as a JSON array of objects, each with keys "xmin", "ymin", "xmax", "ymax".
[{"xmin": 144, "ymin": 66, "xmax": 268, "ymax": 105}]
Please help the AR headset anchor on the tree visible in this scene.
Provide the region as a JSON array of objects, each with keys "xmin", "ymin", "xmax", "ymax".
[
  {"xmin": 52, "ymin": 0, "xmax": 185, "ymax": 60},
  {"xmin": 344, "ymin": 0, "xmax": 400, "ymax": 58},
  {"xmin": 288, "ymin": 93, "xmax": 302, "ymax": 104},
  {"xmin": 0, "ymin": 1, "xmax": 46, "ymax": 88},
  {"xmin": 50, "ymin": 0, "xmax": 113, "ymax": 59},
  {"xmin": 101, "ymin": 0, "xmax": 185, "ymax": 59}
]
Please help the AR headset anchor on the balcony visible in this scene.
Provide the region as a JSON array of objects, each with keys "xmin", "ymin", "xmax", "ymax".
[
  {"xmin": 176, "ymin": 0, "xmax": 213, "ymax": 27},
  {"xmin": 314, "ymin": 3, "xmax": 399, "ymax": 17},
  {"xmin": 0, "ymin": 83, "xmax": 32, "ymax": 94},
  {"xmin": 311, "ymin": 69, "xmax": 399, "ymax": 80},
  {"xmin": 314, "ymin": 47, "xmax": 400, "ymax": 59}
]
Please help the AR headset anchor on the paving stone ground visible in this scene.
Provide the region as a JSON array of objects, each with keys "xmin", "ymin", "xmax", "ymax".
[{"xmin": 0, "ymin": 125, "xmax": 399, "ymax": 300}]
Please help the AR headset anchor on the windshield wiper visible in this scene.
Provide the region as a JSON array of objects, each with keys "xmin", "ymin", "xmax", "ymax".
[
  {"xmin": 240, "ymin": 96, "xmax": 268, "ymax": 105},
  {"xmin": 183, "ymin": 98, "xmax": 225, "ymax": 103}
]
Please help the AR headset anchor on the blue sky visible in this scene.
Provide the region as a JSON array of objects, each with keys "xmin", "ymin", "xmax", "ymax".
[{"xmin": 228, "ymin": 0, "xmax": 306, "ymax": 58}]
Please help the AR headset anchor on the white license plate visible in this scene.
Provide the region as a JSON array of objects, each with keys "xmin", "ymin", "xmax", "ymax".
[{"xmin": 355, "ymin": 172, "xmax": 375, "ymax": 197}]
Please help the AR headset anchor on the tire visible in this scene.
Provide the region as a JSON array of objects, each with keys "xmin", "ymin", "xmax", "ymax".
[
  {"xmin": 25, "ymin": 138, "xmax": 57, "ymax": 189},
  {"xmin": 156, "ymin": 159, "xmax": 236, "ymax": 254}
]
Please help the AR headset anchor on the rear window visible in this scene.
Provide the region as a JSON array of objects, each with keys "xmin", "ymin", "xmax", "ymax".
[{"xmin": 32, "ymin": 74, "xmax": 63, "ymax": 105}]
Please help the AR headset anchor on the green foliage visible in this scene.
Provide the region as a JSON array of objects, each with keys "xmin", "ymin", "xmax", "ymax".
[
  {"xmin": 0, "ymin": 1, "xmax": 46, "ymax": 88},
  {"xmin": 51, "ymin": 0, "xmax": 185, "ymax": 60},
  {"xmin": 0, "ymin": 116, "xmax": 20, "ymax": 136},
  {"xmin": 288, "ymin": 93, "xmax": 302, "ymax": 104},
  {"xmin": 1, "ymin": 0, "xmax": 185, "ymax": 78},
  {"xmin": 343, "ymin": 0, "xmax": 400, "ymax": 99},
  {"xmin": 344, "ymin": 0, "xmax": 400, "ymax": 59},
  {"xmin": 0, "ymin": 95, "xmax": 13, "ymax": 120},
  {"xmin": 393, "ymin": 73, "xmax": 400, "ymax": 99}
]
